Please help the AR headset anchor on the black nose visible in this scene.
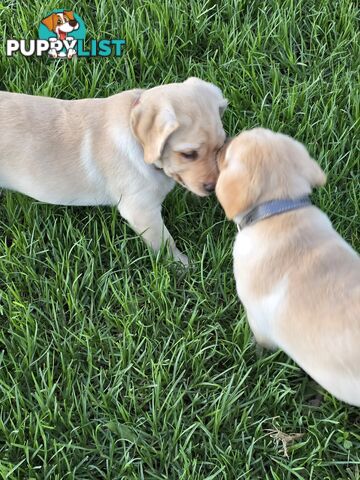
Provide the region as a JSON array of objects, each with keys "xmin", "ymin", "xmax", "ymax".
[
  {"xmin": 203, "ymin": 182, "xmax": 216, "ymax": 193},
  {"xmin": 69, "ymin": 20, "xmax": 78, "ymax": 27}
]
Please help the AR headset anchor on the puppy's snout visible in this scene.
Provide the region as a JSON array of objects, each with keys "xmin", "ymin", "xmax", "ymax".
[
  {"xmin": 69, "ymin": 20, "xmax": 78, "ymax": 27},
  {"xmin": 203, "ymin": 182, "xmax": 216, "ymax": 193}
]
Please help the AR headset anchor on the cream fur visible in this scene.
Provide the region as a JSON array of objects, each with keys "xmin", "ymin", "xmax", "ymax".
[
  {"xmin": 0, "ymin": 78, "xmax": 227, "ymax": 264},
  {"xmin": 216, "ymin": 128, "xmax": 360, "ymax": 406}
]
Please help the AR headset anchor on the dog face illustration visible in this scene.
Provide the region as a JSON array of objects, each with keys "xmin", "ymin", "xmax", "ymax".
[{"xmin": 41, "ymin": 11, "xmax": 79, "ymax": 40}]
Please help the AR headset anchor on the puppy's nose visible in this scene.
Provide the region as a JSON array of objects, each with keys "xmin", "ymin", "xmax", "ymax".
[
  {"xmin": 203, "ymin": 182, "xmax": 216, "ymax": 193},
  {"xmin": 69, "ymin": 20, "xmax": 78, "ymax": 27}
]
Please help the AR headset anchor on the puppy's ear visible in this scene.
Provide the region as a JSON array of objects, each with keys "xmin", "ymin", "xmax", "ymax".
[
  {"xmin": 64, "ymin": 10, "xmax": 75, "ymax": 20},
  {"xmin": 287, "ymin": 138, "xmax": 326, "ymax": 189},
  {"xmin": 216, "ymin": 160, "xmax": 263, "ymax": 220},
  {"xmin": 218, "ymin": 98, "xmax": 228, "ymax": 117},
  {"xmin": 130, "ymin": 103, "xmax": 179, "ymax": 164},
  {"xmin": 41, "ymin": 13, "xmax": 57, "ymax": 32},
  {"xmin": 184, "ymin": 77, "xmax": 228, "ymax": 116},
  {"xmin": 303, "ymin": 157, "xmax": 326, "ymax": 188}
]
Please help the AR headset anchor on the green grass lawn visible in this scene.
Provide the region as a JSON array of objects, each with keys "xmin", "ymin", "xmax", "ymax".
[{"xmin": 0, "ymin": 0, "xmax": 359, "ymax": 478}]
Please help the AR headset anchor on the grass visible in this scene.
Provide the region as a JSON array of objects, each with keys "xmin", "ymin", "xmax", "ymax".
[{"xmin": 0, "ymin": 0, "xmax": 359, "ymax": 478}]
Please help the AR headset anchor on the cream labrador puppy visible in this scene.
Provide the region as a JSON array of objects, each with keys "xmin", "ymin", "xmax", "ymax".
[
  {"xmin": 0, "ymin": 78, "xmax": 227, "ymax": 264},
  {"xmin": 216, "ymin": 128, "xmax": 360, "ymax": 406}
]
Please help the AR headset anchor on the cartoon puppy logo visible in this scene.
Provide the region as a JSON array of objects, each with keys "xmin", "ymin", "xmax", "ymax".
[{"xmin": 41, "ymin": 10, "xmax": 79, "ymax": 58}]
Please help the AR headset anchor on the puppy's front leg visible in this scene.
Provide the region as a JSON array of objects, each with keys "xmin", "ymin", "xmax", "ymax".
[{"xmin": 118, "ymin": 200, "xmax": 188, "ymax": 265}]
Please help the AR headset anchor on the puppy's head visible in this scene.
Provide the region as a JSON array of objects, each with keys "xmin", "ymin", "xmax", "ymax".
[
  {"xmin": 216, "ymin": 128, "xmax": 326, "ymax": 219},
  {"xmin": 130, "ymin": 77, "xmax": 227, "ymax": 196},
  {"xmin": 41, "ymin": 11, "xmax": 78, "ymax": 37}
]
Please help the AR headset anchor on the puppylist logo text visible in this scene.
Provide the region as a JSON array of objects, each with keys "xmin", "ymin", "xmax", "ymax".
[{"xmin": 6, "ymin": 9, "xmax": 125, "ymax": 59}]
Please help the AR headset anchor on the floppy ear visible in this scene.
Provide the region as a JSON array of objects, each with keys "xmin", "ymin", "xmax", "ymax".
[
  {"xmin": 303, "ymin": 157, "xmax": 326, "ymax": 188},
  {"xmin": 219, "ymin": 98, "xmax": 228, "ymax": 117},
  {"xmin": 41, "ymin": 13, "xmax": 57, "ymax": 32},
  {"xmin": 216, "ymin": 161, "xmax": 263, "ymax": 220},
  {"xmin": 289, "ymin": 139, "xmax": 326, "ymax": 189},
  {"xmin": 130, "ymin": 103, "xmax": 179, "ymax": 164},
  {"xmin": 184, "ymin": 77, "xmax": 228, "ymax": 117},
  {"xmin": 64, "ymin": 10, "xmax": 75, "ymax": 20}
]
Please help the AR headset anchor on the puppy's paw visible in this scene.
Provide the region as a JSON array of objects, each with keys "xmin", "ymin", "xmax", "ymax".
[
  {"xmin": 254, "ymin": 335, "xmax": 277, "ymax": 352},
  {"xmin": 173, "ymin": 249, "xmax": 189, "ymax": 267},
  {"xmin": 255, "ymin": 342, "xmax": 267, "ymax": 357}
]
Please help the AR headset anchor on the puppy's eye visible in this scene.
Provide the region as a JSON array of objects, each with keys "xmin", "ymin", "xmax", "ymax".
[
  {"xmin": 181, "ymin": 151, "xmax": 198, "ymax": 160},
  {"xmin": 57, "ymin": 18, "xmax": 62, "ymax": 24}
]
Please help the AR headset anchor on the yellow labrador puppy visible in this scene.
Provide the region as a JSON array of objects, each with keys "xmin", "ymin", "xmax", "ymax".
[
  {"xmin": 0, "ymin": 78, "xmax": 227, "ymax": 264},
  {"xmin": 216, "ymin": 128, "xmax": 360, "ymax": 406}
]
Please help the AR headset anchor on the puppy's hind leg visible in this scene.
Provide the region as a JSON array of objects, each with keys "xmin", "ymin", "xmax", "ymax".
[{"xmin": 118, "ymin": 197, "xmax": 188, "ymax": 265}]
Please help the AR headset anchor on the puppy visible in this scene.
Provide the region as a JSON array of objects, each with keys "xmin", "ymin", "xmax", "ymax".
[
  {"xmin": 216, "ymin": 128, "xmax": 360, "ymax": 405},
  {"xmin": 0, "ymin": 78, "xmax": 227, "ymax": 265},
  {"xmin": 41, "ymin": 10, "xmax": 79, "ymax": 58}
]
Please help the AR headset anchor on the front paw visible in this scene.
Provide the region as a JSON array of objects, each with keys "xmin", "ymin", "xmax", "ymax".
[{"xmin": 173, "ymin": 249, "xmax": 189, "ymax": 266}]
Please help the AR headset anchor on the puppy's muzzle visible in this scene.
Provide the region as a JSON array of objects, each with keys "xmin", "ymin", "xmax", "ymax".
[{"xmin": 203, "ymin": 182, "xmax": 216, "ymax": 193}]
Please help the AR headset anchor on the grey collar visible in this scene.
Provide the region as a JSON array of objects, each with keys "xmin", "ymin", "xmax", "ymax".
[{"xmin": 236, "ymin": 195, "xmax": 312, "ymax": 231}]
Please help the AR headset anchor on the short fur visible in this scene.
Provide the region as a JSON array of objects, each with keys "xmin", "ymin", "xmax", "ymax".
[
  {"xmin": 0, "ymin": 78, "xmax": 227, "ymax": 264},
  {"xmin": 216, "ymin": 128, "xmax": 360, "ymax": 405}
]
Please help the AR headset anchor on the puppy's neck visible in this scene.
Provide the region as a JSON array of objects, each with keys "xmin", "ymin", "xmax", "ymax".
[
  {"xmin": 233, "ymin": 195, "xmax": 313, "ymax": 231},
  {"xmin": 233, "ymin": 177, "xmax": 314, "ymax": 227}
]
